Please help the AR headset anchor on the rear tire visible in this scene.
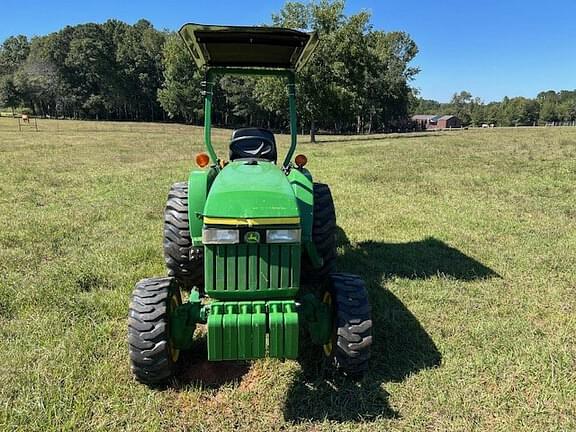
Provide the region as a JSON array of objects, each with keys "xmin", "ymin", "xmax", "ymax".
[
  {"xmin": 128, "ymin": 277, "xmax": 181, "ymax": 386},
  {"xmin": 163, "ymin": 182, "xmax": 203, "ymax": 290},
  {"xmin": 324, "ymin": 273, "xmax": 372, "ymax": 378},
  {"xmin": 301, "ymin": 183, "xmax": 337, "ymax": 283}
]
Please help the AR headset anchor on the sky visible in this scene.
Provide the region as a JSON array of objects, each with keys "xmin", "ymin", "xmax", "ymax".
[{"xmin": 1, "ymin": 0, "xmax": 575, "ymax": 103}]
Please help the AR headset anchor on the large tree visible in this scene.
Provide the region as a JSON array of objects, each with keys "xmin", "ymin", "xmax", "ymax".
[
  {"xmin": 0, "ymin": 75, "xmax": 19, "ymax": 115},
  {"xmin": 267, "ymin": 0, "xmax": 419, "ymax": 141},
  {"xmin": 157, "ymin": 34, "xmax": 203, "ymax": 123},
  {"xmin": 0, "ymin": 35, "xmax": 30, "ymax": 75},
  {"xmin": 116, "ymin": 19, "xmax": 166, "ymax": 120},
  {"xmin": 0, "ymin": 35, "xmax": 31, "ymax": 114}
]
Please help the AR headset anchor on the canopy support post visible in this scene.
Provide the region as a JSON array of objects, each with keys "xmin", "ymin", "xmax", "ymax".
[
  {"xmin": 203, "ymin": 69, "xmax": 218, "ymax": 164},
  {"xmin": 283, "ymin": 72, "xmax": 298, "ymax": 168}
]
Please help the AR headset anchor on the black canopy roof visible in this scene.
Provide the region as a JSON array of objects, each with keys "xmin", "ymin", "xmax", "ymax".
[{"xmin": 179, "ymin": 23, "xmax": 318, "ymax": 71}]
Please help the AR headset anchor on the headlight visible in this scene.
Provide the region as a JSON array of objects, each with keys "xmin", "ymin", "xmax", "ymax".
[
  {"xmin": 202, "ymin": 228, "xmax": 239, "ymax": 244},
  {"xmin": 266, "ymin": 229, "xmax": 301, "ymax": 243}
]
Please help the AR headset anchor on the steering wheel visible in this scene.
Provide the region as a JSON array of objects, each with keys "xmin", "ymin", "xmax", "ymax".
[{"xmin": 229, "ymin": 136, "xmax": 275, "ymax": 160}]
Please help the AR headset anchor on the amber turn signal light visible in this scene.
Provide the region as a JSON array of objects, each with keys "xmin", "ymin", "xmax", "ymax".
[
  {"xmin": 195, "ymin": 152, "xmax": 210, "ymax": 168},
  {"xmin": 295, "ymin": 154, "xmax": 308, "ymax": 168}
]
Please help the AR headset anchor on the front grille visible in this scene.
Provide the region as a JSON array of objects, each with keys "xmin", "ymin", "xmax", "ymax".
[{"xmin": 204, "ymin": 244, "xmax": 300, "ymax": 299}]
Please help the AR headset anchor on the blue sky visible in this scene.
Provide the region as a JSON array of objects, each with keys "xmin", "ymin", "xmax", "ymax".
[{"xmin": 1, "ymin": 0, "xmax": 575, "ymax": 102}]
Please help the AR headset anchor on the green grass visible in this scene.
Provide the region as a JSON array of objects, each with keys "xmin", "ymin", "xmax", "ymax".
[{"xmin": 1, "ymin": 118, "xmax": 575, "ymax": 431}]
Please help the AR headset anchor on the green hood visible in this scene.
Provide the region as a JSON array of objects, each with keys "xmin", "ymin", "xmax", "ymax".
[{"xmin": 203, "ymin": 161, "xmax": 299, "ymax": 220}]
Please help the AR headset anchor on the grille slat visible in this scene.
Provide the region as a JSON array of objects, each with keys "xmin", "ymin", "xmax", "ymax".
[
  {"xmin": 280, "ymin": 245, "xmax": 290, "ymax": 288},
  {"xmin": 269, "ymin": 245, "xmax": 280, "ymax": 289},
  {"xmin": 259, "ymin": 244, "xmax": 270, "ymax": 290},
  {"xmin": 237, "ymin": 244, "xmax": 247, "ymax": 290},
  {"xmin": 215, "ymin": 245, "xmax": 225, "ymax": 289},
  {"xmin": 248, "ymin": 244, "xmax": 258, "ymax": 289},
  {"xmin": 226, "ymin": 245, "xmax": 236, "ymax": 291},
  {"xmin": 290, "ymin": 245, "xmax": 300, "ymax": 288}
]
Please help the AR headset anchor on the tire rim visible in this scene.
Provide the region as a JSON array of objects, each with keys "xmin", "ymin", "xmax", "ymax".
[
  {"xmin": 322, "ymin": 291, "xmax": 333, "ymax": 356},
  {"xmin": 169, "ymin": 293, "xmax": 180, "ymax": 362}
]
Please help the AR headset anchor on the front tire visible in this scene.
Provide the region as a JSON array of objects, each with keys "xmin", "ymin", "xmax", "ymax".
[
  {"xmin": 163, "ymin": 182, "xmax": 203, "ymax": 290},
  {"xmin": 324, "ymin": 273, "xmax": 372, "ymax": 377},
  {"xmin": 128, "ymin": 277, "xmax": 181, "ymax": 386}
]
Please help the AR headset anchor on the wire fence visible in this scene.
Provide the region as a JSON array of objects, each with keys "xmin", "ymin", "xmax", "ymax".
[{"xmin": 544, "ymin": 121, "xmax": 576, "ymax": 127}]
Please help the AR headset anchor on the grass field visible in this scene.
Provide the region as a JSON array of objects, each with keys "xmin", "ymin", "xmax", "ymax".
[{"xmin": 0, "ymin": 118, "xmax": 575, "ymax": 431}]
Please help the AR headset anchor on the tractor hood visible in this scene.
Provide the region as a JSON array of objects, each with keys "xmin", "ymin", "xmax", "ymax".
[{"xmin": 203, "ymin": 161, "xmax": 300, "ymax": 224}]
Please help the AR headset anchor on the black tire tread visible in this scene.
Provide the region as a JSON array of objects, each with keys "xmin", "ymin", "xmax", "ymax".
[
  {"xmin": 302, "ymin": 183, "xmax": 337, "ymax": 283},
  {"xmin": 328, "ymin": 273, "xmax": 372, "ymax": 377},
  {"xmin": 163, "ymin": 182, "xmax": 203, "ymax": 289},
  {"xmin": 128, "ymin": 277, "xmax": 178, "ymax": 386}
]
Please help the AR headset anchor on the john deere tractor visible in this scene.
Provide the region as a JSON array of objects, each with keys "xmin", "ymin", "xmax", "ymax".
[{"xmin": 128, "ymin": 23, "xmax": 372, "ymax": 386}]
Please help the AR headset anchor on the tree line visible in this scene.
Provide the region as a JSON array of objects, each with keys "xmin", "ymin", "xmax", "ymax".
[
  {"xmin": 413, "ymin": 90, "xmax": 576, "ymax": 127},
  {"xmin": 0, "ymin": 19, "xmax": 166, "ymax": 121},
  {"xmin": 3, "ymin": 0, "xmax": 572, "ymax": 137},
  {"xmin": 0, "ymin": 0, "xmax": 419, "ymax": 141}
]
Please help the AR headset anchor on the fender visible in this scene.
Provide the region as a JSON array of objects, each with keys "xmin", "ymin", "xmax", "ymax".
[
  {"xmin": 287, "ymin": 167, "xmax": 313, "ymax": 241},
  {"xmin": 188, "ymin": 167, "xmax": 218, "ymax": 246},
  {"xmin": 287, "ymin": 167, "xmax": 323, "ymax": 269}
]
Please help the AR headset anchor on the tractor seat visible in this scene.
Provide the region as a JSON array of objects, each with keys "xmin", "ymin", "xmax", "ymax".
[{"xmin": 229, "ymin": 128, "xmax": 277, "ymax": 162}]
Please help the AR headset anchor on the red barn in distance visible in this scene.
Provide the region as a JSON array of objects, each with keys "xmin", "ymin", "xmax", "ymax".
[
  {"xmin": 437, "ymin": 115, "xmax": 461, "ymax": 128},
  {"xmin": 412, "ymin": 114, "xmax": 461, "ymax": 130}
]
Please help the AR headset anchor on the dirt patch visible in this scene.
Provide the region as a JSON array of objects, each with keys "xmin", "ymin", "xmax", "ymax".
[
  {"xmin": 179, "ymin": 359, "xmax": 251, "ymax": 387},
  {"xmin": 175, "ymin": 339, "xmax": 251, "ymax": 388}
]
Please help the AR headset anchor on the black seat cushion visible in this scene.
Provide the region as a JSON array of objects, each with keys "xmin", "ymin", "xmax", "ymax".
[{"xmin": 229, "ymin": 128, "xmax": 277, "ymax": 162}]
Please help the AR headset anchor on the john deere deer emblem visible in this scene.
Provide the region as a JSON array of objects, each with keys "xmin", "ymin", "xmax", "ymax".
[{"xmin": 244, "ymin": 231, "xmax": 260, "ymax": 243}]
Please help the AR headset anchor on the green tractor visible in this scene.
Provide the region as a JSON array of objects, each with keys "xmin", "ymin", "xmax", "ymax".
[{"xmin": 128, "ymin": 23, "xmax": 372, "ymax": 386}]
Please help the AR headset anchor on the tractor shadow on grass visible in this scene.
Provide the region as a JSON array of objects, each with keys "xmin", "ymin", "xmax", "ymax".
[
  {"xmin": 173, "ymin": 334, "xmax": 251, "ymax": 389},
  {"xmin": 283, "ymin": 230, "xmax": 499, "ymax": 423}
]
